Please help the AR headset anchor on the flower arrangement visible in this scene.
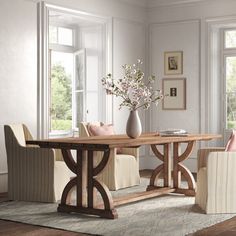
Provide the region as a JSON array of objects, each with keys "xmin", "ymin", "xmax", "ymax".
[{"xmin": 101, "ymin": 59, "xmax": 164, "ymax": 111}]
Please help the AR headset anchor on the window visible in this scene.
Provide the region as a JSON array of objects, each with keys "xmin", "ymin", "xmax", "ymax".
[
  {"xmin": 48, "ymin": 21, "xmax": 104, "ymax": 138},
  {"xmin": 38, "ymin": 5, "xmax": 112, "ymax": 140},
  {"xmin": 49, "ymin": 25, "xmax": 73, "ymax": 46},
  {"xmin": 225, "ymin": 30, "xmax": 236, "ymax": 48},
  {"xmin": 49, "ymin": 24, "xmax": 75, "ymax": 137},
  {"xmin": 223, "ymin": 29, "xmax": 236, "ymax": 129}
]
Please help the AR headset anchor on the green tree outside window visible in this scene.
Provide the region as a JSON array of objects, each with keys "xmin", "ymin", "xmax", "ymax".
[{"xmin": 50, "ymin": 64, "xmax": 72, "ymax": 131}]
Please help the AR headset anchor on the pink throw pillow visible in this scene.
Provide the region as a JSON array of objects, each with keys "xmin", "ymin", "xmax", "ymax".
[
  {"xmin": 225, "ymin": 130, "xmax": 236, "ymax": 151},
  {"xmin": 88, "ymin": 124, "xmax": 114, "ymax": 136},
  {"xmin": 88, "ymin": 124, "xmax": 122, "ymax": 154}
]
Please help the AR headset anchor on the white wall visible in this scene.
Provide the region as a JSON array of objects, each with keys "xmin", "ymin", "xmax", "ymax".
[
  {"xmin": 113, "ymin": 18, "xmax": 146, "ymax": 134},
  {"xmin": 149, "ymin": 20, "xmax": 200, "ymax": 133},
  {"xmin": 145, "ymin": 0, "xmax": 236, "ymax": 171},
  {"xmin": 0, "ymin": 0, "xmax": 37, "ymax": 192},
  {"xmin": 0, "ymin": 0, "xmax": 146, "ymax": 192}
]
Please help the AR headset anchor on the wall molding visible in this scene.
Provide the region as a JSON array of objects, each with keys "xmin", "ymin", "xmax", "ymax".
[
  {"xmin": 149, "ymin": 18, "xmax": 201, "ymax": 28},
  {"xmin": 205, "ymin": 15, "xmax": 236, "ymax": 24},
  {"xmin": 0, "ymin": 172, "xmax": 7, "ymax": 175},
  {"xmin": 0, "ymin": 172, "xmax": 7, "ymax": 193},
  {"xmin": 113, "ymin": 0, "xmax": 214, "ymax": 10},
  {"xmin": 147, "ymin": 0, "xmax": 214, "ymax": 9},
  {"xmin": 117, "ymin": 0, "xmax": 147, "ymax": 8},
  {"xmin": 113, "ymin": 16, "xmax": 146, "ymax": 25}
]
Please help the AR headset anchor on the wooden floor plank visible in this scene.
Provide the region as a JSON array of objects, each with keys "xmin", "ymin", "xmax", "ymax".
[
  {"xmin": 0, "ymin": 219, "xmax": 89, "ymax": 236},
  {"xmin": 189, "ymin": 216, "xmax": 236, "ymax": 236}
]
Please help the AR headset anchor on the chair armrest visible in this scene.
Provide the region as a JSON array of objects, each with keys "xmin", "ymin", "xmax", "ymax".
[
  {"xmin": 19, "ymin": 145, "xmax": 55, "ymax": 162},
  {"xmin": 87, "ymin": 148, "xmax": 116, "ymax": 171},
  {"xmin": 120, "ymin": 147, "xmax": 139, "ymax": 158},
  {"xmin": 7, "ymin": 146, "xmax": 56, "ymax": 202},
  {"xmin": 25, "ymin": 145, "xmax": 63, "ymax": 161},
  {"xmin": 206, "ymin": 152, "xmax": 236, "ymax": 211},
  {"xmin": 119, "ymin": 147, "xmax": 139, "ymax": 170},
  {"xmin": 26, "ymin": 144, "xmax": 40, "ymax": 148},
  {"xmin": 92, "ymin": 148, "xmax": 116, "ymax": 183},
  {"xmin": 195, "ymin": 167, "xmax": 207, "ymax": 209},
  {"xmin": 207, "ymin": 151, "xmax": 236, "ymax": 174},
  {"xmin": 54, "ymin": 149, "xmax": 64, "ymax": 161},
  {"xmin": 197, "ymin": 147, "xmax": 225, "ymax": 171}
]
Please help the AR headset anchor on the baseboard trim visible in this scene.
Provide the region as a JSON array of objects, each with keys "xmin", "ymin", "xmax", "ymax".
[
  {"xmin": 0, "ymin": 173, "xmax": 8, "ymax": 193},
  {"xmin": 0, "ymin": 172, "xmax": 7, "ymax": 175}
]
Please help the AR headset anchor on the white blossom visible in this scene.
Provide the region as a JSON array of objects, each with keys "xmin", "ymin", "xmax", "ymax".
[{"xmin": 102, "ymin": 59, "xmax": 166, "ymax": 110}]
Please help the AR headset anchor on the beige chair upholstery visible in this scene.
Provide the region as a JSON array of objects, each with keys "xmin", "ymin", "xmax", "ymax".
[
  {"xmin": 4, "ymin": 124, "xmax": 73, "ymax": 203},
  {"xmin": 79, "ymin": 122, "xmax": 141, "ymax": 190},
  {"xmin": 195, "ymin": 147, "xmax": 236, "ymax": 213}
]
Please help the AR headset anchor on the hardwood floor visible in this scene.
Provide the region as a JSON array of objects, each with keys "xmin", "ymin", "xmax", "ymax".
[
  {"xmin": 190, "ymin": 217, "xmax": 236, "ymax": 236},
  {"xmin": 1, "ymin": 171, "xmax": 236, "ymax": 236},
  {"xmin": 0, "ymin": 219, "xmax": 89, "ymax": 236}
]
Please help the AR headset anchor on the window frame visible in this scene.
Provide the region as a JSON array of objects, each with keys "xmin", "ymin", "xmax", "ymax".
[
  {"xmin": 49, "ymin": 23, "xmax": 76, "ymax": 52},
  {"xmin": 37, "ymin": 2, "xmax": 113, "ymax": 139},
  {"xmin": 72, "ymin": 48, "xmax": 87, "ymax": 133},
  {"xmin": 48, "ymin": 24, "xmax": 77, "ymax": 137},
  {"xmin": 224, "ymin": 28, "xmax": 236, "ymax": 50},
  {"xmin": 222, "ymin": 28, "xmax": 236, "ymax": 131}
]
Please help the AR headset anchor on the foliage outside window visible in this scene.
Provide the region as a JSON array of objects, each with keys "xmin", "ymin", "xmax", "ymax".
[{"xmin": 50, "ymin": 64, "xmax": 72, "ymax": 131}]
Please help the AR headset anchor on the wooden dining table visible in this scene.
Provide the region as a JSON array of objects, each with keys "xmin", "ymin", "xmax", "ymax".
[{"xmin": 26, "ymin": 132, "xmax": 221, "ymax": 219}]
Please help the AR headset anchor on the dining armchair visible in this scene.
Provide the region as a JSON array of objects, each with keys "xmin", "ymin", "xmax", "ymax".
[
  {"xmin": 4, "ymin": 124, "xmax": 73, "ymax": 203},
  {"xmin": 79, "ymin": 122, "xmax": 141, "ymax": 190},
  {"xmin": 195, "ymin": 147, "xmax": 236, "ymax": 213}
]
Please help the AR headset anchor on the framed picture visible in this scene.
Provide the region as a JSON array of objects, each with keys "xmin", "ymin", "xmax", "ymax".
[
  {"xmin": 164, "ymin": 51, "xmax": 183, "ymax": 75},
  {"xmin": 162, "ymin": 78, "xmax": 186, "ymax": 110}
]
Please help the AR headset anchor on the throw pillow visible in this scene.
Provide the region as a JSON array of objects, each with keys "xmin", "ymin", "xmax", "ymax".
[
  {"xmin": 88, "ymin": 123, "xmax": 114, "ymax": 136},
  {"xmin": 87, "ymin": 123, "xmax": 122, "ymax": 154},
  {"xmin": 225, "ymin": 130, "xmax": 236, "ymax": 151},
  {"xmin": 87, "ymin": 122, "xmax": 102, "ymax": 136}
]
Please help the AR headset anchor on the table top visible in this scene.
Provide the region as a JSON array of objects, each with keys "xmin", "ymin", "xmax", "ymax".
[{"xmin": 26, "ymin": 132, "xmax": 222, "ymax": 149}]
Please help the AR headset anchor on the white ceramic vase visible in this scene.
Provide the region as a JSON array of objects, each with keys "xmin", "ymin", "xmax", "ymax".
[{"xmin": 126, "ymin": 110, "xmax": 142, "ymax": 138}]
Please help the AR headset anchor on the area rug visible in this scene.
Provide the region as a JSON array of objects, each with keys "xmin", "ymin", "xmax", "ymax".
[{"xmin": 0, "ymin": 179, "xmax": 235, "ymax": 236}]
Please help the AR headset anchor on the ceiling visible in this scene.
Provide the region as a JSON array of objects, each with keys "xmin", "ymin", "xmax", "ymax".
[{"xmin": 49, "ymin": 0, "xmax": 213, "ymax": 26}]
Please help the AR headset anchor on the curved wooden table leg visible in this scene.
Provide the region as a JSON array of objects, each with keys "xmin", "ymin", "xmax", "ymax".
[
  {"xmin": 173, "ymin": 141, "xmax": 196, "ymax": 196},
  {"xmin": 147, "ymin": 143, "xmax": 171, "ymax": 191},
  {"xmin": 58, "ymin": 149, "xmax": 77, "ymax": 205},
  {"xmin": 87, "ymin": 149, "xmax": 117, "ymax": 219},
  {"xmin": 58, "ymin": 147, "xmax": 117, "ymax": 219}
]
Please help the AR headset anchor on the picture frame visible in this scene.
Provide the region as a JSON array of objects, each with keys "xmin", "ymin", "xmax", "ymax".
[
  {"xmin": 162, "ymin": 78, "xmax": 186, "ymax": 110},
  {"xmin": 164, "ymin": 51, "xmax": 183, "ymax": 75}
]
